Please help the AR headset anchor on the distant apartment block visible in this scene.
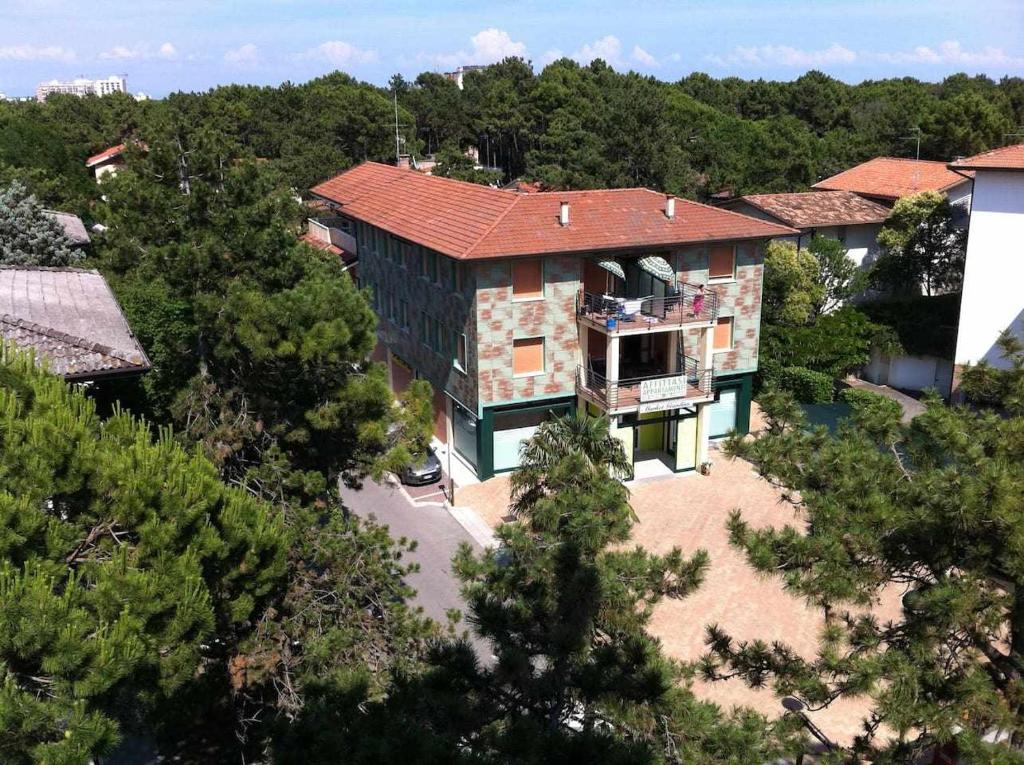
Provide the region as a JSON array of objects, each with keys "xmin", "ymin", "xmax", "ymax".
[
  {"xmin": 443, "ymin": 65, "xmax": 485, "ymax": 90},
  {"xmin": 311, "ymin": 163, "xmax": 795, "ymax": 481},
  {"xmin": 35, "ymin": 75, "xmax": 127, "ymax": 102}
]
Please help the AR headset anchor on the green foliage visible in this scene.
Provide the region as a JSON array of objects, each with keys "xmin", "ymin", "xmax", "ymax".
[
  {"xmin": 858, "ymin": 292, "xmax": 961, "ymax": 358},
  {"xmin": 707, "ymin": 375, "xmax": 1024, "ymax": 762},
  {"xmin": 874, "ymin": 191, "xmax": 967, "ymax": 296},
  {"xmin": 777, "ymin": 366, "xmax": 834, "ymax": 403},
  {"xmin": 0, "ymin": 180, "xmax": 81, "ymax": 266},
  {"xmin": 959, "ymin": 331, "xmax": 1024, "ymax": 409},
  {"xmin": 760, "ymin": 307, "xmax": 901, "ymax": 388},
  {"xmin": 807, "ymin": 234, "xmax": 863, "ymax": 314},
  {"xmin": 762, "ymin": 239, "xmax": 822, "ymax": 326},
  {"xmin": 839, "ymin": 386, "xmax": 904, "ymax": 426},
  {"xmin": 0, "ymin": 346, "xmax": 287, "ymax": 764},
  {"xmin": 432, "ymin": 142, "xmax": 502, "ymax": 185}
]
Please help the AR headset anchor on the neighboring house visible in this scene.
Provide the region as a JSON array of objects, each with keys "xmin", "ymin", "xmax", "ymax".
[
  {"xmin": 720, "ymin": 190, "xmax": 890, "ymax": 268},
  {"xmin": 443, "ymin": 65, "xmax": 485, "ymax": 90},
  {"xmin": 35, "ymin": 75, "xmax": 127, "ymax": 102},
  {"xmin": 41, "ymin": 210, "xmax": 91, "ymax": 249},
  {"xmin": 813, "ymin": 157, "xmax": 974, "ymax": 224},
  {"xmin": 949, "ymin": 144, "xmax": 1024, "ymax": 385},
  {"xmin": 0, "ymin": 266, "xmax": 150, "ymax": 381},
  {"xmin": 311, "ymin": 162, "xmax": 795, "ymax": 480},
  {"xmin": 86, "ymin": 144, "xmax": 127, "ymax": 182}
]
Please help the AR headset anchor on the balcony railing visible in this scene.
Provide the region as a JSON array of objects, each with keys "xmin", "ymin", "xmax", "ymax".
[
  {"xmin": 577, "ymin": 283, "xmax": 719, "ymax": 333},
  {"xmin": 577, "ymin": 356, "xmax": 714, "ymax": 413}
]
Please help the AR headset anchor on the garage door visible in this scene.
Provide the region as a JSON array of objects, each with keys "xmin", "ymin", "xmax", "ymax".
[
  {"xmin": 492, "ymin": 409, "xmax": 548, "ymax": 472},
  {"xmin": 708, "ymin": 388, "xmax": 738, "ymax": 438}
]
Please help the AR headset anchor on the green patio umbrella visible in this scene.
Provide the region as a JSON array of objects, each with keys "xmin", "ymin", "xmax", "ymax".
[{"xmin": 636, "ymin": 254, "xmax": 675, "ymax": 282}]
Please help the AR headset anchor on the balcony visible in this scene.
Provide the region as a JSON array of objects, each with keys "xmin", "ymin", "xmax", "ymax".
[
  {"xmin": 577, "ymin": 356, "xmax": 714, "ymax": 415},
  {"xmin": 577, "ymin": 283, "xmax": 719, "ymax": 336}
]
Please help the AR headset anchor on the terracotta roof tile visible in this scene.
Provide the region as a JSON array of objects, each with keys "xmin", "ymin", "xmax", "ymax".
[
  {"xmin": 0, "ymin": 267, "xmax": 149, "ymax": 379},
  {"xmin": 813, "ymin": 157, "xmax": 971, "ymax": 200},
  {"xmin": 85, "ymin": 143, "xmax": 125, "ymax": 167},
  {"xmin": 949, "ymin": 143, "xmax": 1024, "ymax": 171},
  {"xmin": 732, "ymin": 191, "xmax": 891, "ymax": 228},
  {"xmin": 311, "ymin": 162, "xmax": 796, "ymax": 260}
]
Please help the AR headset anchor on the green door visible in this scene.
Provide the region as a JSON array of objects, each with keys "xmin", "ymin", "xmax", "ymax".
[{"xmin": 636, "ymin": 412, "xmax": 664, "ymax": 452}]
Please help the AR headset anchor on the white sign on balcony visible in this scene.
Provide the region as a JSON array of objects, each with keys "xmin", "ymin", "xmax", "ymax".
[
  {"xmin": 639, "ymin": 375, "xmax": 687, "ymax": 403},
  {"xmin": 638, "ymin": 397, "xmax": 691, "ymax": 414}
]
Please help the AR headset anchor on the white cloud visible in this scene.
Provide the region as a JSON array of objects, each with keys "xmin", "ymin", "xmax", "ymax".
[
  {"xmin": 876, "ymin": 40, "xmax": 1024, "ymax": 67},
  {"xmin": 99, "ymin": 41, "xmax": 178, "ymax": 61},
  {"xmin": 423, "ymin": 27, "xmax": 527, "ymax": 69},
  {"xmin": 224, "ymin": 43, "xmax": 259, "ymax": 67},
  {"xmin": 667, "ymin": 53, "xmax": 683, "ymax": 63},
  {"xmin": 540, "ymin": 49, "xmax": 564, "ymax": 67},
  {"xmin": 572, "ymin": 35, "xmax": 624, "ymax": 68},
  {"xmin": 706, "ymin": 43, "xmax": 856, "ymax": 68},
  {"xmin": 631, "ymin": 45, "xmax": 658, "ymax": 68},
  {"xmin": 0, "ymin": 44, "xmax": 75, "ymax": 62},
  {"xmin": 299, "ymin": 40, "xmax": 377, "ymax": 67}
]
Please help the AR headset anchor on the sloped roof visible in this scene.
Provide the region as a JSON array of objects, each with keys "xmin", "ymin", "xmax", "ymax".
[
  {"xmin": 42, "ymin": 210, "xmax": 91, "ymax": 246},
  {"xmin": 311, "ymin": 162, "xmax": 796, "ymax": 260},
  {"xmin": 0, "ymin": 267, "xmax": 149, "ymax": 379},
  {"xmin": 949, "ymin": 144, "xmax": 1024, "ymax": 172},
  {"xmin": 85, "ymin": 143, "xmax": 126, "ymax": 168},
  {"xmin": 813, "ymin": 157, "xmax": 972, "ymax": 200},
  {"xmin": 730, "ymin": 191, "xmax": 891, "ymax": 228}
]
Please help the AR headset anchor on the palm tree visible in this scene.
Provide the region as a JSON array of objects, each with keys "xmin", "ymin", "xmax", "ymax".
[{"xmin": 509, "ymin": 413, "xmax": 632, "ymax": 518}]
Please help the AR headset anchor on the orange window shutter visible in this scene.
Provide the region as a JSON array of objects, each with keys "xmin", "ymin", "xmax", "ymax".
[
  {"xmin": 714, "ymin": 317, "xmax": 733, "ymax": 350},
  {"xmin": 513, "ymin": 337, "xmax": 544, "ymax": 374},
  {"xmin": 512, "ymin": 259, "xmax": 544, "ymax": 298},
  {"xmin": 709, "ymin": 245, "xmax": 735, "ymax": 279}
]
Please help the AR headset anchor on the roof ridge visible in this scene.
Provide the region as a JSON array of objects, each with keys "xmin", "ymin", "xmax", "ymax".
[
  {"xmin": 363, "ymin": 161, "xmax": 510, "ymax": 199},
  {"xmin": 0, "ymin": 314, "xmax": 146, "ymax": 366},
  {"xmin": 462, "ymin": 193, "xmax": 524, "ymax": 259}
]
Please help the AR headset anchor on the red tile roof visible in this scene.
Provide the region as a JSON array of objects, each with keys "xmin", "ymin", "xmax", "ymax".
[
  {"xmin": 731, "ymin": 191, "xmax": 891, "ymax": 228},
  {"xmin": 311, "ymin": 162, "xmax": 797, "ymax": 260},
  {"xmin": 949, "ymin": 144, "xmax": 1024, "ymax": 172},
  {"xmin": 812, "ymin": 157, "xmax": 971, "ymax": 201},
  {"xmin": 85, "ymin": 143, "xmax": 126, "ymax": 168}
]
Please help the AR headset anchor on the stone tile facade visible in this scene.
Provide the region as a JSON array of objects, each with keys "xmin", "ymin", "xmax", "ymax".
[
  {"xmin": 474, "ymin": 256, "xmax": 581, "ymax": 409},
  {"xmin": 678, "ymin": 242, "xmax": 763, "ymax": 376},
  {"xmin": 357, "ymin": 225, "xmax": 480, "ymax": 412}
]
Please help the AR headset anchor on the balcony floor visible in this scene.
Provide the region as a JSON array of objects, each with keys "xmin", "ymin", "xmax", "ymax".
[
  {"xmin": 578, "ymin": 379, "xmax": 715, "ymax": 414},
  {"xmin": 578, "ymin": 304, "xmax": 715, "ymax": 335}
]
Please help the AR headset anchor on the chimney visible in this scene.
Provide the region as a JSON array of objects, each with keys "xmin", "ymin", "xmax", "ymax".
[
  {"xmin": 559, "ymin": 201, "xmax": 570, "ymax": 226},
  {"xmin": 397, "ymin": 154, "xmax": 411, "ymax": 170},
  {"xmin": 665, "ymin": 194, "xmax": 676, "ymax": 220}
]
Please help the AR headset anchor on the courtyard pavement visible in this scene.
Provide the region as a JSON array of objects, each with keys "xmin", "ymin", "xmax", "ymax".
[{"xmin": 454, "ymin": 432, "xmax": 902, "ymax": 748}]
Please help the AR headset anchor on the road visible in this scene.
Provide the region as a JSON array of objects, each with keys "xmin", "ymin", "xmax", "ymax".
[{"xmin": 340, "ymin": 477, "xmax": 491, "ymax": 656}]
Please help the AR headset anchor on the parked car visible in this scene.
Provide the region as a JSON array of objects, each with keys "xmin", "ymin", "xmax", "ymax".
[{"xmin": 400, "ymin": 446, "xmax": 442, "ymax": 486}]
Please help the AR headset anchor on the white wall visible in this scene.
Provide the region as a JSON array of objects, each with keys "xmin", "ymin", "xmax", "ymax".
[
  {"xmin": 864, "ymin": 349, "xmax": 953, "ymax": 397},
  {"xmin": 954, "ymin": 171, "xmax": 1024, "ymax": 368}
]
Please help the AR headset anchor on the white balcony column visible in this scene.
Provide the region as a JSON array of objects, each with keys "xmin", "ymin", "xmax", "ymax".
[
  {"xmin": 694, "ymin": 326, "xmax": 715, "ymax": 467},
  {"xmin": 606, "ymin": 335, "xmax": 620, "ymax": 382}
]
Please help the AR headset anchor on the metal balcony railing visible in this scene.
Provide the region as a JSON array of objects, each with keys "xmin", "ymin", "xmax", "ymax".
[
  {"xmin": 577, "ymin": 283, "xmax": 719, "ymax": 333},
  {"xmin": 577, "ymin": 356, "xmax": 714, "ymax": 412}
]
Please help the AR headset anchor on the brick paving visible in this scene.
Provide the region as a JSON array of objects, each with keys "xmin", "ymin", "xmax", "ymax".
[{"xmin": 455, "ymin": 435, "xmax": 900, "ymax": 747}]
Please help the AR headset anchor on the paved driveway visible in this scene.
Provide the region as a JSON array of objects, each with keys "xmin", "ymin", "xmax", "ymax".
[{"xmin": 340, "ymin": 477, "xmax": 490, "ymax": 657}]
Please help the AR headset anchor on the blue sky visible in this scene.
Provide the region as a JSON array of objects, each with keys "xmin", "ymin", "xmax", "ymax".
[{"xmin": 2, "ymin": 0, "xmax": 1023, "ymax": 97}]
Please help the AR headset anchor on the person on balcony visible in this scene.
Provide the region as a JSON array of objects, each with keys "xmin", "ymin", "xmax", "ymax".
[{"xmin": 692, "ymin": 284, "xmax": 706, "ymax": 319}]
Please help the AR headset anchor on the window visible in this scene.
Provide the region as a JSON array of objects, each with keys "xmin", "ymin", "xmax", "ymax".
[
  {"xmin": 454, "ymin": 331, "xmax": 468, "ymax": 372},
  {"xmin": 419, "ymin": 312, "xmax": 428, "ymax": 346},
  {"xmin": 450, "ymin": 260, "xmax": 464, "ymax": 293},
  {"xmin": 422, "ymin": 249, "xmax": 438, "ymax": 283},
  {"xmin": 512, "ymin": 337, "xmax": 545, "ymax": 376},
  {"xmin": 709, "ymin": 245, "xmax": 736, "ymax": 281},
  {"xmin": 512, "ymin": 259, "xmax": 544, "ymax": 299},
  {"xmin": 713, "ymin": 316, "xmax": 734, "ymax": 351},
  {"xmin": 399, "ymin": 299, "xmax": 409, "ymax": 330}
]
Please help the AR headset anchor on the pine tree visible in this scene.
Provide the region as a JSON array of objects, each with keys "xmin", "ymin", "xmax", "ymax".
[
  {"xmin": 0, "ymin": 180, "xmax": 81, "ymax": 266},
  {"xmin": 0, "ymin": 346, "xmax": 287, "ymax": 764},
  {"xmin": 702, "ymin": 383, "xmax": 1024, "ymax": 763}
]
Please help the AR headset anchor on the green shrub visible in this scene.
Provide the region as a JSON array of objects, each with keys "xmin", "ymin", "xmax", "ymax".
[
  {"xmin": 778, "ymin": 366, "xmax": 834, "ymax": 403},
  {"xmin": 840, "ymin": 387, "xmax": 904, "ymax": 421}
]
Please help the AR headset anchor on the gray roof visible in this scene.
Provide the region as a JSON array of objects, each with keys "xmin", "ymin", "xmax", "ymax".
[
  {"xmin": 0, "ymin": 267, "xmax": 150, "ymax": 379},
  {"xmin": 42, "ymin": 209, "xmax": 91, "ymax": 246}
]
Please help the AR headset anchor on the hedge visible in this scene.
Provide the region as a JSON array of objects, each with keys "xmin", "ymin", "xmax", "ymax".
[
  {"xmin": 839, "ymin": 387, "xmax": 904, "ymax": 421},
  {"xmin": 778, "ymin": 366, "xmax": 834, "ymax": 403}
]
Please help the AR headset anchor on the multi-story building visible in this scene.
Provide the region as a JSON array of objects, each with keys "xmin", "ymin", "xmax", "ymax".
[
  {"xmin": 35, "ymin": 75, "xmax": 127, "ymax": 102},
  {"xmin": 311, "ymin": 163, "xmax": 795, "ymax": 480},
  {"xmin": 950, "ymin": 144, "xmax": 1024, "ymax": 386}
]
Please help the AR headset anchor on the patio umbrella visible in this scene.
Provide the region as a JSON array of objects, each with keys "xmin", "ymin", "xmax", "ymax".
[
  {"xmin": 637, "ymin": 254, "xmax": 675, "ymax": 283},
  {"xmin": 595, "ymin": 258, "xmax": 625, "ymax": 281}
]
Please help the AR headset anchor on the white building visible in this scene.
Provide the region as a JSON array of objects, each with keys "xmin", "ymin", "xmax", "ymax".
[
  {"xmin": 721, "ymin": 190, "xmax": 891, "ymax": 268},
  {"xmin": 35, "ymin": 75, "xmax": 127, "ymax": 102},
  {"xmin": 951, "ymin": 144, "xmax": 1024, "ymax": 377},
  {"xmin": 442, "ymin": 65, "xmax": 485, "ymax": 90}
]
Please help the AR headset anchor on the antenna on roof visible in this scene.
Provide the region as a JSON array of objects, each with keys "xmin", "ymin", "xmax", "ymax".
[
  {"xmin": 898, "ymin": 126, "xmax": 922, "ymax": 161},
  {"xmin": 393, "ymin": 90, "xmax": 401, "ymax": 164}
]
